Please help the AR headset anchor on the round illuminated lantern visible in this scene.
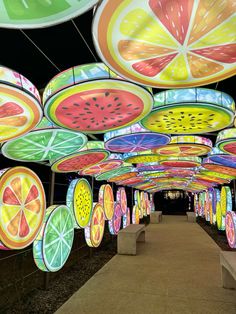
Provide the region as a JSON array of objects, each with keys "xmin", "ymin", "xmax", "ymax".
[
  {"xmin": 66, "ymin": 179, "xmax": 93, "ymax": 228},
  {"xmin": 202, "ymin": 163, "xmax": 236, "ymax": 178},
  {"xmin": 93, "ymin": 0, "xmax": 236, "ymax": 88},
  {"xmin": 44, "ymin": 63, "xmax": 153, "ymax": 134},
  {"xmin": 197, "ymin": 170, "xmax": 233, "ymax": 182},
  {"xmin": 0, "ymin": 1, "xmax": 99, "ymax": 29},
  {"xmin": 0, "ymin": 66, "xmax": 43, "ymax": 143},
  {"xmin": 216, "ymin": 201, "xmax": 224, "ymax": 231},
  {"xmin": 98, "ymin": 184, "xmax": 114, "ymax": 220},
  {"xmin": 123, "ymin": 207, "xmax": 130, "ymax": 229},
  {"xmin": 136, "ymin": 164, "xmax": 166, "ymax": 172},
  {"xmin": 0, "ymin": 167, "xmax": 46, "ymax": 249},
  {"xmin": 204, "ymin": 191, "xmax": 210, "ymax": 222},
  {"xmin": 159, "ymin": 157, "xmax": 201, "ymax": 168},
  {"xmin": 216, "ymin": 128, "xmax": 236, "ymax": 155},
  {"xmin": 140, "ymin": 192, "xmax": 147, "ymax": 217},
  {"xmin": 108, "ymin": 203, "xmax": 122, "ymax": 235},
  {"xmin": 95, "ymin": 166, "xmax": 134, "ymax": 181},
  {"xmin": 208, "ymin": 154, "xmax": 236, "ymax": 169},
  {"xmin": 51, "ymin": 141, "xmax": 109, "ymax": 173},
  {"xmin": 117, "ymin": 177, "xmax": 148, "ymax": 187},
  {"xmin": 85, "ymin": 203, "xmax": 105, "ymax": 247},
  {"xmin": 116, "ymin": 188, "xmax": 127, "ymax": 215},
  {"xmin": 33, "ymin": 205, "xmax": 74, "ymax": 272},
  {"xmin": 104, "ymin": 123, "xmax": 170, "ymax": 153},
  {"xmin": 141, "ymin": 89, "xmax": 234, "ymax": 134},
  {"xmin": 225, "ymin": 211, "xmax": 236, "ymax": 249},
  {"xmin": 132, "ymin": 205, "xmax": 140, "ymax": 224},
  {"xmin": 123, "ymin": 151, "xmax": 160, "ymax": 163},
  {"xmin": 2, "ymin": 128, "xmax": 87, "ymax": 163},
  {"xmin": 152, "ymin": 136, "xmax": 212, "ymax": 157},
  {"xmin": 109, "ymin": 171, "xmax": 137, "ymax": 183},
  {"xmin": 220, "ymin": 187, "xmax": 232, "ymax": 218}
]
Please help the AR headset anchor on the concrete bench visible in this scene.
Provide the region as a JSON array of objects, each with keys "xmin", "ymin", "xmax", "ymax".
[
  {"xmin": 117, "ymin": 224, "xmax": 145, "ymax": 255},
  {"xmin": 186, "ymin": 212, "xmax": 196, "ymax": 222},
  {"xmin": 150, "ymin": 211, "xmax": 162, "ymax": 224},
  {"xmin": 220, "ymin": 251, "xmax": 236, "ymax": 289}
]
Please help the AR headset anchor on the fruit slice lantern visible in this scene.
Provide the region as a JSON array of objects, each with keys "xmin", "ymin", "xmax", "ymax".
[
  {"xmin": 2, "ymin": 128, "xmax": 87, "ymax": 163},
  {"xmin": 225, "ymin": 211, "xmax": 236, "ymax": 249},
  {"xmin": 95, "ymin": 166, "xmax": 134, "ymax": 181},
  {"xmin": 79, "ymin": 154, "xmax": 123, "ymax": 176},
  {"xmin": 216, "ymin": 201, "xmax": 224, "ymax": 231},
  {"xmin": 123, "ymin": 207, "xmax": 130, "ymax": 229},
  {"xmin": 202, "ymin": 163, "xmax": 236, "ymax": 177},
  {"xmin": 66, "ymin": 179, "xmax": 93, "ymax": 228},
  {"xmin": 0, "ymin": 66, "xmax": 43, "ymax": 142},
  {"xmin": 85, "ymin": 203, "xmax": 105, "ymax": 247},
  {"xmin": 140, "ymin": 192, "xmax": 147, "ymax": 216},
  {"xmin": 123, "ymin": 151, "xmax": 161, "ymax": 163},
  {"xmin": 0, "ymin": 167, "xmax": 46, "ymax": 249},
  {"xmin": 132, "ymin": 205, "xmax": 140, "ymax": 225},
  {"xmin": 44, "ymin": 63, "xmax": 153, "ymax": 134},
  {"xmin": 159, "ymin": 156, "xmax": 201, "ymax": 168},
  {"xmin": 117, "ymin": 177, "xmax": 148, "ymax": 187},
  {"xmin": 0, "ymin": 1, "xmax": 99, "ymax": 29},
  {"xmin": 108, "ymin": 202, "xmax": 122, "ymax": 235},
  {"xmin": 208, "ymin": 154, "xmax": 236, "ymax": 168},
  {"xmin": 98, "ymin": 184, "xmax": 114, "ymax": 220},
  {"xmin": 116, "ymin": 187, "xmax": 127, "ymax": 215},
  {"xmin": 152, "ymin": 136, "xmax": 212, "ymax": 156},
  {"xmin": 141, "ymin": 89, "xmax": 235, "ymax": 134},
  {"xmin": 194, "ymin": 173, "xmax": 230, "ymax": 185},
  {"xmin": 136, "ymin": 164, "xmax": 167, "ymax": 172},
  {"xmin": 51, "ymin": 141, "xmax": 109, "ymax": 173},
  {"xmin": 104, "ymin": 123, "xmax": 170, "ymax": 153},
  {"xmin": 220, "ymin": 186, "xmax": 232, "ymax": 217},
  {"xmin": 93, "ymin": 0, "xmax": 236, "ymax": 88},
  {"xmin": 216, "ymin": 128, "xmax": 236, "ymax": 155},
  {"xmin": 109, "ymin": 171, "xmax": 137, "ymax": 183},
  {"xmin": 33, "ymin": 205, "xmax": 74, "ymax": 272}
]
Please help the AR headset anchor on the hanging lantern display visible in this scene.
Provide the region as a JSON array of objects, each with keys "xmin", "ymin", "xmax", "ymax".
[
  {"xmin": 216, "ymin": 128, "xmax": 236, "ymax": 155},
  {"xmin": 85, "ymin": 203, "xmax": 105, "ymax": 247},
  {"xmin": 2, "ymin": 128, "xmax": 87, "ymax": 163},
  {"xmin": 216, "ymin": 200, "xmax": 224, "ymax": 231},
  {"xmin": 123, "ymin": 207, "xmax": 130, "ymax": 229},
  {"xmin": 33, "ymin": 205, "xmax": 74, "ymax": 272},
  {"xmin": 123, "ymin": 150, "xmax": 161, "ymax": 164},
  {"xmin": 208, "ymin": 154, "xmax": 236, "ymax": 169},
  {"xmin": 135, "ymin": 182, "xmax": 157, "ymax": 191},
  {"xmin": 194, "ymin": 194, "xmax": 199, "ymax": 216},
  {"xmin": 117, "ymin": 177, "xmax": 147, "ymax": 187},
  {"xmin": 220, "ymin": 186, "xmax": 232, "ymax": 218},
  {"xmin": 66, "ymin": 178, "xmax": 93, "ymax": 228},
  {"xmin": 225, "ymin": 211, "xmax": 236, "ymax": 249},
  {"xmin": 104, "ymin": 123, "xmax": 170, "ymax": 153},
  {"xmin": 140, "ymin": 192, "xmax": 147, "ymax": 217},
  {"xmin": 98, "ymin": 184, "xmax": 114, "ymax": 220},
  {"xmin": 159, "ymin": 156, "xmax": 201, "ymax": 168},
  {"xmin": 95, "ymin": 166, "xmax": 134, "ymax": 181},
  {"xmin": 79, "ymin": 154, "xmax": 123, "ymax": 176},
  {"xmin": 0, "ymin": 167, "xmax": 46, "ymax": 249},
  {"xmin": 136, "ymin": 164, "xmax": 166, "ymax": 172},
  {"xmin": 194, "ymin": 173, "xmax": 230, "ymax": 185},
  {"xmin": 132, "ymin": 205, "xmax": 140, "ymax": 225},
  {"xmin": 198, "ymin": 170, "xmax": 234, "ymax": 182},
  {"xmin": 0, "ymin": 1, "xmax": 99, "ymax": 29},
  {"xmin": 145, "ymin": 193, "xmax": 151, "ymax": 215},
  {"xmin": 51, "ymin": 141, "xmax": 109, "ymax": 173},
  {"xmin": 116, "ymin": 187, "xmax": 127, "ymax": 215},
  {"xmin": 198, "ymin": 193, "xmax": 205, "ymax": 217},
  {"xmin": 93, "ymin": 0, "xmax": 236, "ymax": 88},
  {"xmin": 109, "ymin": 171, "xmax": 137, "ymax": 183},
  {"xmin": 141, "ymin": 89, "xmax": 234, "ymax": 134},
  {"xmin": 44, "ymin": 63, "xmax": 153, "ymax": 134},
  {"xmin": 0, "ymin": 66, "xmax": 43, "ymax": 143},
  {"xmin": 108, "ymin": 203, "xmax": 122, "ymax": 235},
  {"xmin": 204, "ymin": 191, "xmax": 210, "ymax": 222},
  {"xmin": 202, "ymin": 163, "xmax": 236, "ymax": 177},
  {"xmin": 140, "ymin": 171, "xmax": 171, "ymax": 179},
  {"xmin": 152, "ymin": 136, "xmax": 212, "ymax": 157}
]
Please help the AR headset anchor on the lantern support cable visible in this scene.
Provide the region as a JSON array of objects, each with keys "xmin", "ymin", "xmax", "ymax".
[
  {"xmin": 19, "ymin": 29, "xmax": 61, "ymax": 72},
  {"xmin": 71, "ymin": 19, "xmax": 98, "ymax": 62}
]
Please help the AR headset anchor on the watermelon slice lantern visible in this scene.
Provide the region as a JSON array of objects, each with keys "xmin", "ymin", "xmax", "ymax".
[
  {"xmin": 141, "ymin": 89, "xmax": 235, "ymax": 134},
  {"xmin": 44, "ymin": 63, "xmax": 153, "ymax": 134},
  {"xmin": 216, "ymin": 128, "xmax": 236, "ymax": 155},
  {"xmin": 159, "ymin": 156, "xmax": 201, "ymax": 168},
  {"xmin": 93, "ymin": 0, "xmax": 236, "ymax": 88}
]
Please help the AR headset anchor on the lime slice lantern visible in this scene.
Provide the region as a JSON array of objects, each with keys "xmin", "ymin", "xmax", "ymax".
[
  {"xmin": 85, "ymin": 203, "xmax": 105, "ymax": 247},
  {"xmin": 0, "ymin": 66, "xmax": 43, "ymax": 142},
  {"xmin": 66, "ymin": 179, "xmax": 93, "ymax": 228},
  {"xmin": 51, "ymin": 141, "xmax": 109, "ymax": 173},
  {"xmin": 0, "ymin": 167, "xmax": 46, "ymax": 250},
  {"xmin": 216, "ymin": 128, "xmax": 236, "ymax": 155},
  {"xmin": 108, "ymin": 202, "xmax": 122, "ymax": 235},
  {"xmin": 159, "ymin": 156, "xmax": 201, "ymax": 168},
  {"xmin": 152, "ymin": 136, "xmax": 212, "ymax": 156},
  {"xmin": 33, "ymin": 205, "xmax": 74, "ymax": 272},
  {"xmin": 0, "ymin": 1, "xmax": 99, "ymax": 29},
  {"xmin": 116, "ymin": 187, "xmax": 127, "ymax": 215},
  {"xmin": 95, "ymin": 166, "xmax": 134, "ymax": 181},
  {"xmin": 141, "ymin": 89, "xmax": 234, "ymax": 134},
  {"xmin": 44, "ymin": 63, "xmax": 153, "ymax": 134},
  {"xmin": 98, "ymin": 184, "xmax": 114, "ymax": 220},
  {"xmin": 104, "ymin": 123, "xmax": 170, "ymax": 153},
  {"xmin": 93, "ymin": 0, "xmax": 236, "ymax": 88},
  {"xmin": 225, "ymin": 211, "xmax": 236, "ymax": 249},
  {"xmin": 2, "ymin": 128, "xmax": 87, "ymax": 163}
]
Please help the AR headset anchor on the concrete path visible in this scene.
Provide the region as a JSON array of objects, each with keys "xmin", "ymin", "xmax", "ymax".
[{"xmin": 56, "ymin": 215, "xmax": 236, "ymax": 314}]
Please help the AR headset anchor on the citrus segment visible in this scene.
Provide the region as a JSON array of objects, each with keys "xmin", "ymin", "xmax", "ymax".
[
  {"xmin": 192, "ymin": 44, "xmax": 236, "ymax": 64},
  {"xmin": 85, "ymin": 203, "xmax": 105, "ymax": 247},
  {"xmin": 0, "ymin": 167, "xmax": 46, "ymax": 249},
  {"xmin": 99, "ymin": 184, "xmax": 114, "ymax": 220},
  {"xmin": 80, "ymin": 160, "xmax": 123, "ymax": 176}
]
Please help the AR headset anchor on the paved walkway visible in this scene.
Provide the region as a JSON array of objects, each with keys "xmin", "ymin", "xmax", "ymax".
[{"xmin": 56, "ymin": 215, "xmax": 236, "ymax": 314}]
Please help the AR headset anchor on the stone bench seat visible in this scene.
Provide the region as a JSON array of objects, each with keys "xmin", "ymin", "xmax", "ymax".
[
  {"xmin": 150, "ymin": 211, "xmax": 162, "ymax": 224},
  {"xmin": 186, "ymin": 212, "xmax": 196, "ymax": 222},
  {"xmin": 220, "ymin": 251, "xmax": 236, "ymax": 289},
  {"xmin": 117, "ymin": 224, "xmax": 145, "ymax": 255}
]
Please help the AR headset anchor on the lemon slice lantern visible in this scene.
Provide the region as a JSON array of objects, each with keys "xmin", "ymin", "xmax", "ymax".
[
  {"xmin": 99, "ymin": 184, "xmax": 114, "ymax": 220},
  {"xmin": 0, "ymin": 66, "xmax": 42, "ymax": 143},
  {"xmin": 33, "ymin": 205, "xmax": 74, "ymax": 272},
  {"xmin": 132, "ymin": 205, "xmax": 140, "ymax": 225},
  {"xmin": 93, "ymin": 0, "xmax": 236, "ymax": 88},
  {"xmin": 141, "ymin": 89, "xmax": 235, "ymax": 134},
  {"xmin": 0, "ymin": 167, "xmax": 46, "ymax": 249},
  {"xmin": 85, "ymin": 203, "xmax": 105, "ymax": 247}
]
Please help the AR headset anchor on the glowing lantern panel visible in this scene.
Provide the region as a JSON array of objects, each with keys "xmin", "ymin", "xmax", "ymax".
[
  {"xmin": 85, "ymin": 203, "xmax": 105, "ymax": 247},
  {"xmin": 99, "ymin": 184, "xmax": 114, "ymax": 220},
  {"xmin": 225, "ymin": 211, "xmax": 236, "ymax": 249},
  {"xmin": 108, "ymin": 203, "xmax": 122, "ymax": 235}
]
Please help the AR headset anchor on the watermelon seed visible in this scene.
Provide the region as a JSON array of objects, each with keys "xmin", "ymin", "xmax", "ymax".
[
  {"xmin": 105, "ymin": 92, "xmax": 110, "ymax": 97},
  {"xmin": 73, "ymin": 103, "xmax": 80, "ymax": 107},
  {"xmin": 101, "ymin": 107, "xmax": 104, "ymax": 110},
  {"xmin": 114, "ymin": 97, "xmax": 119, "ymax": 101},
  {"xmin": 134, "ymin": 108, "xmax": 139, "ymax": 110},
  {"xmin": 115, "ymin": 108, "xmax": 120, "ymax": 111},
  {"xmin": 95, "ymin": 104, "xmax": 99, "ymax": 108},
  {"xmin": 104, "ymin": 117, "xmax": 108, "ymax": 120},
  {"xmin": 62, "ymin": 106, "xmax": 68, "ymax": 109},
  {"xmin": 82, "ymin": 118, "xmax": 87, "ymax": 120},
  {"xmin": 110, "ymin": 111, "xmax": 115, "ymax": 114},
  {"xmin": 76, "ymin": 126, "xmax": 80, "ymax": 128},
  {"xmin": 66, "ymin": 113, "xmax": 72, "ymax": 116},
  {"xmin": 107, "ymin": 104, "xmax": 112, "ymax": 107},
  {"xmin": 93, "ymin": 97, "xmax": 97, "ymax": 101},
  {"xmin": 87, "ymin": 112, "xmax": 92, "ymax": 114},
  {"xmin": 84, "ymin": 108, "xmax": 89, "ymax": 111},
  {"xmin": 127, "ymin": 104, "xmax": 132, "ymax": 107}
]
